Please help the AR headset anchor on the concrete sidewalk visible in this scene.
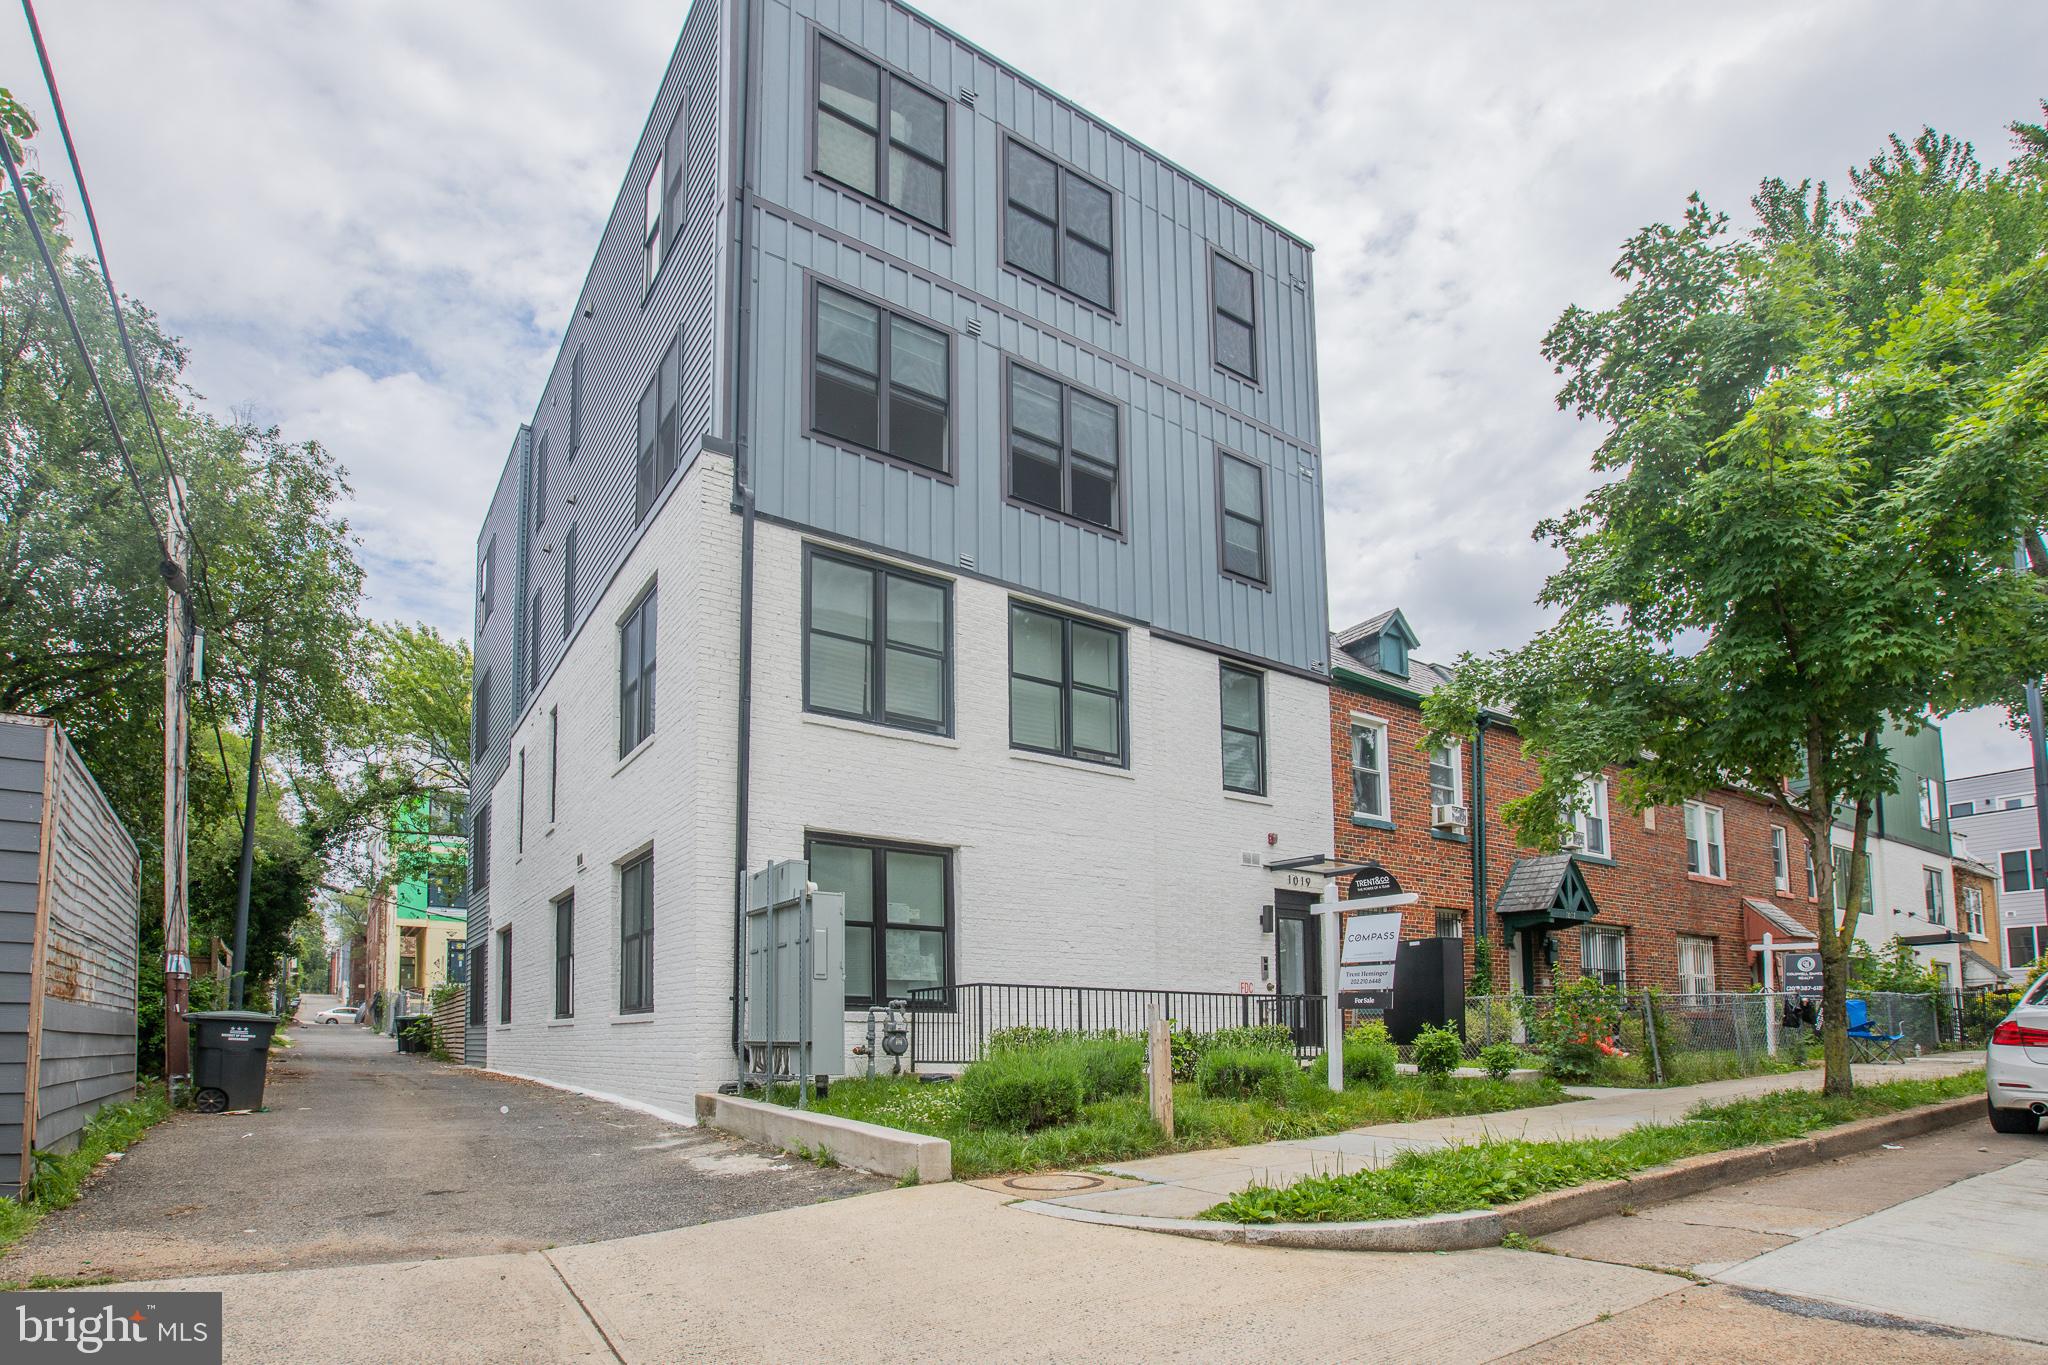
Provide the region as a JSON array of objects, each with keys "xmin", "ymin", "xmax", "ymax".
[{"xmin": 1039, "ymin": 1054, "xmax": 1981, "ymax": 1221}]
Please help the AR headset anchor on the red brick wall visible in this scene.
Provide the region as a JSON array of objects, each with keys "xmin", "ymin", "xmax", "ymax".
[
  {"xmin": 1955, "ymin": 863, "xmax": 1997, "ymax": 948},
  {"xmin": 1328, "ymin": 673, "xmax": 1822, "ymax": 996}
]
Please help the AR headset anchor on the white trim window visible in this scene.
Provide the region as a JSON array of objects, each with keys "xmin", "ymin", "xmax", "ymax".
[
  {"xmin": 1581, "ymin": 927, "xmax": 1625, "ymax": 987},
  {"xmin": 1677, "ymin": 935, "xmax": 1716, "ymax": 995},
  {"xmin": 1806, "ymin": 847, "xmax": 1818, "ymax": 900},
  {"xmin": 1918, "ymin": 777, "xmax": 1941, "ymax": 831},
  {"xmin": 1771, "ymin": 825, "xmax": 1790, "ymax": 893},
  {"xmin": 1428, "ymin": 742, "xmax": 1462, "ymax": 810},
  {"xmin": 642, "ymin": 152, "xmax": 665, "ymax": 287},
  {"xmin": 1573, "ymin": 777, "xmax": 1610, "ymax": 858},
  {"xmin": 1684, "ymin": 801, "xmax": 1725, "ymax": 879},
  {"xmin": 1961, "ymin": 883, "xmax": 1985, "ymax": 937},
  {"xmin": 1350, "ymin": 717, "xmax": 1389, "ymax": 823},
  {"xmin": 1922, "ymin": 866, "xmax": 1947, "ymax": 926}
]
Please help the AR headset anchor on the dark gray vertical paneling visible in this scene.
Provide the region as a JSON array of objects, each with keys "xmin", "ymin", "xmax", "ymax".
[{"xmin": 0, "ymin": 720, "xmax": 44, "ymax": 1198}]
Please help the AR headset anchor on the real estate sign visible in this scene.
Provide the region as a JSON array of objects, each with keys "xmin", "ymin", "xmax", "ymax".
[{"xmin": 1337, "ymin": 910, "xmax": 1403, "ymax": 1012}]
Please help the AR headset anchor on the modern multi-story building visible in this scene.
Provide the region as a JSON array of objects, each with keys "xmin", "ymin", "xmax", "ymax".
[
  {"xmin": 1950, "ymin": 766, "xmax": 2046, "ymax": 973},
  {"xmin": 468, "ymin": 0, "xmax": 1329, "ymax": 1116},
  {"xmin": 1834, "ymin": 723, "xmax": 1972, "ymax": 987},
  {"xmin": 364, "ymin": 796, "xmax": 468, "ymax": 1018}
]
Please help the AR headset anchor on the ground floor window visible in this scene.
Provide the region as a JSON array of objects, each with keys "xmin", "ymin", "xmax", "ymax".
[
  {"xmin": 1677, "ymin": 934, "xmax": 1715, "ymax": 995},
  {"xmin": 2011, "ymin": 924, "xmax": 2046, "ymax": 969},
  {"xmin": 807, "ymin": 835, "xmax": 951, "ymax": 1007},
  {"xmin": 620, "ymin": 854, "xmax": 654, "ymax": 1014},
  {"xmin": 1581, "ymin": 926, "xmax": 1625, "ymax": 987},
  {"xmin": 554, "ymin": 894, "xmax": 575, "ymax": 1019},
  {"xmin": 496, "ymin": 925, "xmax": 512, "ymax": 1024}
]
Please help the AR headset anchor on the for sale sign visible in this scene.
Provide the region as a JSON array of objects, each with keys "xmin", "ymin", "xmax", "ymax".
[
  {"xmin": 1338, "ymin": 911, "xmax": 1403, "ymax": 1012},
  {"xmin": 1781, "ymin": 950, "xmax": 1824, "ymax": 997}
]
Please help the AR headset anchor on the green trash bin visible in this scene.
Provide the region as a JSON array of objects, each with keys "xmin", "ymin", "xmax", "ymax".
[{"xmin": 187, "ymin": 1010, "xmax": 279, "ymax": 1113}]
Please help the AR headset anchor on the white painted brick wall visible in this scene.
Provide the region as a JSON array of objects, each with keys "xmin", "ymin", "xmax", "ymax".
[{"xmin": 482, "ymin": 451, "xmax": 1333, "ymax": 1113}]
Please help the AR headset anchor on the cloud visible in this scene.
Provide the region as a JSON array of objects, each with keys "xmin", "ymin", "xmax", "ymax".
[{"xmin": 6, "ymin": 1, "xmax": 2040, "ymax": 773}]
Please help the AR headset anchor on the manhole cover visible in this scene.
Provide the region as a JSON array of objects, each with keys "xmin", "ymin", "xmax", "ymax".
[{"xmin": 1000, "ymin": 1172, "xmax": 1105, "ymax": 1193}]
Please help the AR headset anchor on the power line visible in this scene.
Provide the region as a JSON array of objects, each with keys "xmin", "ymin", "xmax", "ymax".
[{"xmin": 0, "ymin": 133, "xmax": 176, "ymax": 579}]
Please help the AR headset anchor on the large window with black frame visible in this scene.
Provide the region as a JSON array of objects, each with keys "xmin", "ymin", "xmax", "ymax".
[
  {"xmin": 1217, "ymin": 449, "xmax": 1267, "ymax": 583},
  {"xmin": 807, "ymin": 836, "xmax": 950, "ymax": 1007},
  {"xmin": 1008, "ymin": 602, "xmax": 1125, "ymax": 765},
  {"xmin": 618, "ymin": 587, "xmax": 657, "ymax": 757},
  {"xmin": 804, "ymin": 550, "xmax": 950, "ymax": 733},
  {"xmin": 1007, "ymin": 364, "xmax": 1119, "ymax": 532},
  {"xmin": 619, "ymin": 853, "xmax": 654, "ymax": 1014},
  {"xmin": 496, "ymin": 925, "xmax": 512, "ymax": 1024},
  {"xmin": 1219, "ymin": 664, "xmax": 1265, "ymax": 795},
  {"xmin": 553, "ymin": 893, "xmax": 575, "ymax": 1019},
  {"xmin": 811, "ymin": 285, "xmax": 949, "ymax": 474},
  {"xmin": 813, "ymin": 35, "xmax": 947, "ymax": 230},
  {"xmin": 1003, "ymin": 139, "xmax": 1113, "ymax": 310},
  {"xmin": 1210, "ymin": 250, "xmax": 1258, "ymax": 381},
  {"xmin": 635, "ymin": 335, "xmax": 680, "ymax": 523}
]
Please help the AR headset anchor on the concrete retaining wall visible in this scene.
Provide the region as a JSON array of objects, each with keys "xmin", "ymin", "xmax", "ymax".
[{"xmin": 696, "ymin": 1092, "xmax": 950, "ymax": 1185}]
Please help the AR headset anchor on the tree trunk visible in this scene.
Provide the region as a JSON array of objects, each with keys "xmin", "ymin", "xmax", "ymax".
[{"xmin": 1806, "ymin": 734, "xmax": 1856, "ymax": 1097}]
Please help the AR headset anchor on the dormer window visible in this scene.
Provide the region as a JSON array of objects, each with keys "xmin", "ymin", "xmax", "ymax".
[{"xmin": 1379, "ymin": 632, "xmax": 1408, "ymax": 678}]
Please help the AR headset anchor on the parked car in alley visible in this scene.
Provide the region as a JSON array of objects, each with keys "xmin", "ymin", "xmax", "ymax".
[
  {"xmin": 1988, "ymin": 971, "xmax": 2048, "ymax": 1133},
  {"xmin": 313, "ymin": 1005, "xmax": 362, "ymax": 1026}
]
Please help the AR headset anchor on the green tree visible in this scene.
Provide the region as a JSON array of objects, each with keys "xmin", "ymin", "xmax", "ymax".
[{"xmin": 1424, "ymin": 111, "xmax": 2048, "ymax": 1096}]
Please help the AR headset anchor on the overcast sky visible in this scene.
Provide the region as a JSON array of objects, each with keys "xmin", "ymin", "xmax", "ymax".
[{"xmin": 7, "ymin": 2, "xmax": 2045, "ymax": 778}]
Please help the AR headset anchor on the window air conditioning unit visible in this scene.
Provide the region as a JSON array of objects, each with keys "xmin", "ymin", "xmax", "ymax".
[
  {"xmin": 1560, "ymin": 829, "xmax": 1586, "ymax": 851},
  {"xmin": 1432, "ymin": 803, "xmax": 1469, "ymax": 832}
]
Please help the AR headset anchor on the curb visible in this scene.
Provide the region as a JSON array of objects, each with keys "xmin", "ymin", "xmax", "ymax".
[
  {"xmin": 695, "ymin": 1092, "xmax": 952, "ymax": 1184},
  {"xmin": 1013, "ymin": 1094, "xmax": 1981, "ymax": 1252}
]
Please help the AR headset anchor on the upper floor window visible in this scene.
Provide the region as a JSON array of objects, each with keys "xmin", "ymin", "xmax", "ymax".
[
  {"xmin": 1007, "ymin": 363, "xmax": 1119, "ymax": 533},
  {"xmin": 1923, "ymin": 866, "xmax": 1947, "ymax": 925},
  {"xmin": 1210, "ymin": 250, "xmax": 1258, "ymax": 382},
  {"xmin": 642, "ymin": 151, "xmax": 665, "ymax": 287},
  {"xmin": 497, "ymin": 925, "xmax": 512, "ymax": 1024},
  {"xmin": 636, "ymin": 333, "xmax": 680, "ymax": 523},
  {"xmin": 1771, "ymin": 825, "xmax": 1790, "ymax": 892},
  {"xmin": 2004, "ymin": 848, "xmax": 2040, "ymax": 892},
  {"xmin": 533, "ymin": 431, "xmax": 549, "ymax": 529},
  {"xmin": 561, "ymin": 523, "xmax": 578, "ymax": 640},
  {"xmin": 1429, "ymin": 744, "xmax": 1463, "ymax": 810},
  {"xmin": 554, "ymin": 893, "xmax": 575, "ymax": 1020},
  {"xmin": 474, "ymin": 670, "xmax": 493, "ymax": 760},
  {"xmin": 568, "ymin": 346, "xmax": 584, "ymax": 458},
  {"xmin": 804, "ymin": 550, "xmax": 950, "ymax": 734},
  {"xmin": 1831, "ymin": 847, "xmax": 1874, "ymax": 915},
  {"xmin": 1572, "ymin": 776, "xmax": 1608, "ymax": 858},
  {"xmin": 812, "ymin": 285, "xmax": 949, "ymax": 474},
  {"xmin": 1949, "ymin": 800, "xmax": 1974, "ymax": 819},
  {"xmin": 1219, "ymin": 664, "xmax": 1265, "ymax": 795},
  {"xmin": 1963, "ymin": 884, "xmax": 1985, "ymax": 936},
  {"xmin": 1918, "ymin": 777, "xmax": 1941, "ymax": 830},
  {"xmin": 1003, "ymin": 140, "xmax": 1113, "ymax": 310},
  {"xmin": 528, "ymin": 591, "xmax": 543, "ymax": 690},
  {"xmin": 1350, "ymin": 717, "xmax": 1388, "ymax": 823},
  {"xmin": 1217, "ymin": 450, "xmax": 1267, "ymax": 583},
  {"xmin": 619, "ymin": 588, "xmax": 657, "ymax": 757},
  {"xmin": 472, "ymin": 799, "xmax": 490, "ymax": 891},
  {"xmin": 1009, "ymin": 603, "xmax": 1124, "ymax": 765},
  {"xmin": 1684, "ymin": 800, "xmax": 1724, "ymax": 878},
  {"xmin": 814, "ymin": 37, "xmax": 946, "ymax": 231},
  {"xmin": 480, "ymin": 537, "xmax": 496, "ymax": 622}
]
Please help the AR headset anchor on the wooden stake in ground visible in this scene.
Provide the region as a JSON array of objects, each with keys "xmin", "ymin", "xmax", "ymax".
[{"xmin": 1147, "ymin": 1013, "xmax": 1174, "ymax": 1139}]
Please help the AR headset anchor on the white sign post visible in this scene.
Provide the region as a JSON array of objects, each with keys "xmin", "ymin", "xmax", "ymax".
[{"xmin": 1312, "ymin": 883, "xmax": 1419, "ymax": 1092}]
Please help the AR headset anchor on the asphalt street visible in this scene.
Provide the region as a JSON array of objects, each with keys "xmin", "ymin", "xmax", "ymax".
[{"xmin": 0, "ymin": 1007, "xmax": 881, "ymax": 1282}]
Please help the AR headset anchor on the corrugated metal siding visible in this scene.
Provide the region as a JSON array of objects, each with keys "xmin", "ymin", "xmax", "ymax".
[
  {"xmin": 744, "ymin": 0, "xmax": 1328, "ymax": 672},
  {"xmin": 0, "ymin": 719, "xmax": 45, "ymax": 1197}
]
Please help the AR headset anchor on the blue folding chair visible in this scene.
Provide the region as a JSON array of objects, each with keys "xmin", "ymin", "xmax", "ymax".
[{"xmin": 1845, "ymin": 998, "xmax": 1906, "ymax": 1063}]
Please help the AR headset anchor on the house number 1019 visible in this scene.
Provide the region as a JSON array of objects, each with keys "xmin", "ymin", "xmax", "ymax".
[{"xmin": 1282, "ymin": 872, "xmax": 1316, "ymax": 890}]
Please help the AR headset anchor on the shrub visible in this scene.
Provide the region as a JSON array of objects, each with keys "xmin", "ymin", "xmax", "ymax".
[
  {"xmin": 1196, "ymin": 1047, "xmax": 1298, "ymax": 1100},
  {"xmin": 959, "ymin": 1048, "xmax": 1085, "ymax": 1131},
  {"xmin": 1478, "ymin": 1042, "xmax": 1522, "ymax": 1081},
  {"xmin": 987, "ymin": 1025, "xmax": 1060, "ymax": 1055},
  {"xmin": 1532, "ymin": 978, "xmax": 1627, "ymax": 1082},
  {"xmin": 1412, "ymin": 1024, "xmax": 1463, "ymax": 1080},
  {"xmin": 1168, "ymin": 1022, "xmax": 1293, "ymax": 1081},
  {"xmin": 1343, "ymin": 1020, "xmax": 1398, "ymax": 1087},
  {"xmin": 1071, "ymin": 1037, "xmax": 1146, "ymax": 1102}
]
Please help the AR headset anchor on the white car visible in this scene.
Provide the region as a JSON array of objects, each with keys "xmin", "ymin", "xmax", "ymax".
[
  {"xmin": 313, "ymin": 1005, "xmax": 362, "ymax": 1025},
  {"xmin": 1988, "ymin": 972, "xmax": 2048, "ymax": 1134}
]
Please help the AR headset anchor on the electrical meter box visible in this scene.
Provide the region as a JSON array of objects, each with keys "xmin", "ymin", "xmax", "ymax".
[{"xmin": 741, "ymin": 858, "xmax": 844, "ymax": 1091}]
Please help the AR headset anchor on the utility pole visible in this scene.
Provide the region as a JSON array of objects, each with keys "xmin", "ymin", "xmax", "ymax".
[
  {"xmin": 229, "ymin": 630, "xmax": 269, "ymax": 1011},
  {"xmin": 2026, "ymin": 681, "xmax": 2048, "ymax": 950},
  {"xmin": 162, "ymin": 475, "xmax": 194, "ymax": 1078}
]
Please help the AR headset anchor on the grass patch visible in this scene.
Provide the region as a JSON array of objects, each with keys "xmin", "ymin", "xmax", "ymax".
[
  {"xmin": 1201, "ymin": 1070, "xmax": 1984, "ymax": 1224},
  {"xmin": 774, "ymin": 1071, "xmax": 1570, "ymax": 1181},
  {"xmin": 0, "ymin": 1084, "xmax": 173, "ymax": 1255}
]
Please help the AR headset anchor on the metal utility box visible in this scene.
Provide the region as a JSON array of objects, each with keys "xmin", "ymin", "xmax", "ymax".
[
  {"xmin": 1384, "ymin": 936, "xmax": 1467, "ymax": 1044},
  {"xmin": 741, "ymin": 859, "xmax": 844, "ymax": 1095},
  {"xmin": 0, "ymin": 715, "xmax": 141, "ymax": 1199}
]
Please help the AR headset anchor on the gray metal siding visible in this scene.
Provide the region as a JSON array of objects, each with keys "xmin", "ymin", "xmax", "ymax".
[
  {"xmin": 32, "ymin": 997, "xmax": 134, "ymax": 1156},
  {"xmin": 0, "ymin": 720, "xmax": 43, "ymax": 1197},
  {"xmin": 744, "ymin": 0, "xmax": 1328, "ymax": 672}
]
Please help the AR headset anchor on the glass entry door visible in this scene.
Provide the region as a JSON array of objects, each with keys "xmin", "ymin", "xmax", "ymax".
[{"xmin": 1273, "ymin": 892, "xmax": 1321, "ymax": 1048}]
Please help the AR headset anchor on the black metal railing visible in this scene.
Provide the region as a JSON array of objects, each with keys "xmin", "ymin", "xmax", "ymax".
[{"xmin": 906, "ymin": 982, "xmax": 1326, "ymax": 1066}]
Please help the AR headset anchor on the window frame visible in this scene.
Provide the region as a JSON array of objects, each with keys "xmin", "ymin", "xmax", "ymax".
[
  {"xmin": 561, "ymin": 522, "xmax": 578, "ymax": 640},
  {"xmin": 468, "ymin": 940, "xmax": 487, "ymax": 1025},
  {"xmin": 634, "ymin": 330, "xmax": 682, "ymax": 524},
  {"xmin": 999, "ymin": 135, "xmax": 1116, "ymax": 314},
  {"xmin": 619, "ymin": 852, "xmax": 654, "ymax": 1015},
  {"xmin": 1002, "ymin": 358, "xmax": 1126, "ymax": 538},
  {"xmin": 1923, "ymin": 866, "xmax": 1947, "ymax": 925},
  {"xmin": 515, "ymin": 747, "xmax": 526, "ymax": 854},
  {"xmin": 2003, "ymin": 849, "xmax": 2034, "ymax": 893},
  {"xmin": 1771, "ymin": 825, "xmax": 1790, "ymax": 893},
  {"xmin": 471, "ymin": 800, "xmax": 490, "ymax": 892},
  {"xmin": 805, "ymin": 833, "xmax": 953, "ymax": 1010},
  {"xmin": 1580, "ymin": 926, "xmax": 1625, "ymax": 988},
  {"xmin": 553, "ymin": 893, "xmax": 575, "ymax": 1020},
  {"xmin": 808, "ymin": 31, "xmax": 951, "ymax": 236},
  {"xmin": 479, "ymin": 536, "xmax": 496, "ymax": 622},
  {"xmin": 1918, "ymin": 777, "xmax": 1940, "ymax": 831},
  {"xmin": 1677, "ymin": 935, "xmax": 1716, "ymax": 995},
  {"xmin": 1962, "ymin": 883, "xmax": 1985, "ymax": 937},
  {"xmin": 1684, "ymin": 800, "xmax": 1725, "ymax": 879},
  {"xmin": 1207, "ymin": 245, "xmax": 1260, "ymax": 384},
  {"xmin": 1006, "ymin": 600, "xmax": 1128, "ymax": 767},
  {"xmin": 1429, "ymin": 743, "xmax": 1465, "ymax": 812},
  {"xmin": 528, "ymin": 589, "xmax": 544, "ymax": 691},
  {"xmin": 568, "ymin": 345, "xmax": 584, "ymax": 458},
  {"xmin": 618, "ymin": 585, "xmax": 658, "ymax": 758},
  {"xmin": 801, "ymin": 546, "xmax": 954, "ymax": 736},
  {"xmin": 547, "ymin": 706, "xmax": 559, "ymax": 825},
  {"xmin": 533, "ymin": 430, "xmax": 549, "ymax": 529},
  {"xmin": 474, "ymin": 670, "xmax": 492, "ymax": 761},
  {"xmin": 1215, "ymin": 447, "xmax": 1269, "ymax": 587},
  {"xmin": 642, "ymin": 150, "xmax": 664, "ymax": 289},
  {"xmin": 1218, "ymin": 663, "xmax": 1267, "ymax": 796},
  {"xmin": 496, "ymin": 924, "xmax": 512, "ymax": 1025},
  {"xmin": 1349, "ymin": 715, "xmax": 1390, "ymax": 824},
  {"xmin": 804, "ymin": 277, "xmax": 955, "ymax": 480},
  {"xmin": 1572, "ymin": 776, "xmax": 1608, "ymax": 858}
]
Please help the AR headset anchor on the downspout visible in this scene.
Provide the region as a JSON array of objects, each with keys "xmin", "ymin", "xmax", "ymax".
[
  {"xmin": 729, "ymin": 0, "xmax": 759, "ymax": 1066},
  {"xmin": 1472, "ymin": 714, "xmax": 1489, "ymax": 944}
]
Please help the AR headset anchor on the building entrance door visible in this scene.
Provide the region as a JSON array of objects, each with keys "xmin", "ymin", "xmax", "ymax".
[{"xmin": 1273, "ymin": 891, "xmax": 1322, "ymax": 1048}]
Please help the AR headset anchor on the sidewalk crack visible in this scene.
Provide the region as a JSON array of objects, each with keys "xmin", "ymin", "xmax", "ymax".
[{"xmin": 544, "ymin": 1249, "xmax": 628, "ymax": 1363}]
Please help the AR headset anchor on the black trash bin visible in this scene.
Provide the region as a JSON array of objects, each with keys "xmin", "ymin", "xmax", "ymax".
[
  {"xmin": 395, "ymin": 1015, "xmax": 431, "ymax": 1053},
  {"xmin": 187, "ymin": 1010, "xmax": 280, "ymax": 1114}
]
